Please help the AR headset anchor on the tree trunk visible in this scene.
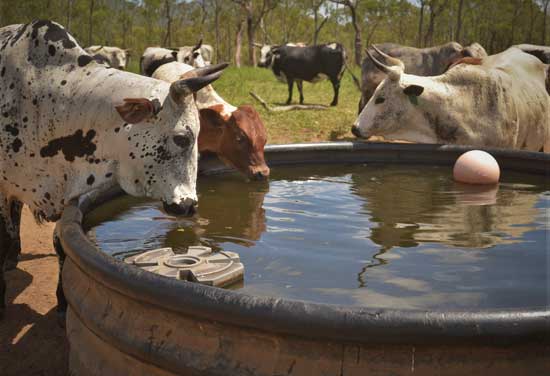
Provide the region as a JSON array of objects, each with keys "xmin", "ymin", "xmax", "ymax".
[
  {"xmin": 235, "ymin": 17, "xmax": 245, "ymax": 67},
  {"xmin": 417, "ymin": 1, "xmax": 425, "ymax": 47},
  {"xmin": 245, "ymin": 2, "xmax": 256, "ymax": 66},
  {"xmin": 66, "ymin": 0, "xmax": 73, "ymax": 32},
  {"xmin": 214, "ymin": 0, "xmax": 221, "ymax": 63},
  {"xmin": 312, "ymin": 1, "xmax": 328, "ymax": 46},
  {"xmin": 424, "ymin": 10, "xmax": 435, "ymax": 46},
  {"xmin": 527, "ymin": 0, "xmax": 535, "ymax": 43},
  {"xmin": 455, "ymin": 0, "xmax": 464, "ymax": 43},
  {"xmin": 352, "ymin": 10, "xmax": 362, "ymax": 66},
  {"xmin": 543, "ymin": 1, "xmax": 549, "ymax": 45},
  {"xmin": 87, "ymin": 0, "xmax": 95, "ymax": 46},
  {"xmin": 163, "ymin": 0, "xmax": 172, "ymax": 46}
]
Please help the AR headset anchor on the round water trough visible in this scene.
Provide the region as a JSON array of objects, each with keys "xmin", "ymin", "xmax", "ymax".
[{"xmin": 58, "ymin": 142, "xmax": 550, "ymax": 376}]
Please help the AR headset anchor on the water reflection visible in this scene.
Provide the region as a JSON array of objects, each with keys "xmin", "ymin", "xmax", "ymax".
[
  {"xmin": 165, "ymin": 176, "xmax": 269, "ymax": 251},
  {"xmin": 86, "ymin": 164, "xmax": 549, "ymax": 309},
  {"xmin": 349, "ymin": 165, "xmax": 547, "ymax": 251}
]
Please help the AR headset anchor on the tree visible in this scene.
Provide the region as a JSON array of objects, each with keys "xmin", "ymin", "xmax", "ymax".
[
  {"xmin": 455, "ymin": 0, "xmax": 465, "ymax": 43},
  {"xmin": 329, "ymin": 0, "xmax": 362, "ymax": 65},
  {"xmin": 540, "ymin": 0, "xmax": 550, "ymax": 44},
  {"xmin": 163, "ymin": 0, "xmax": 173, "ymax": 46},
  {"xmin": 423, "ymin": 0, "xmax": 450, "ymax": 47},
  {"xmin": 232, "ymin": 0, "xmax": 278, "ymax": 66},
  {"xmin": 311, "ymin": 0, "xmax": 329, "ymax": 45},
  {"xmin": 417, "ymin": 0, "xmax": 426, "ymax": 46},
  {"xmin": 87, "ymin": 0, "xmax": 95, "ymax": 46}
]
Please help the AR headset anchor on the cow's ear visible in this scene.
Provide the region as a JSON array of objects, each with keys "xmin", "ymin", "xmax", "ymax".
[
  {"xmin": 403, "ymin": 85, "xmax": 424, "ymax": 97},
  {"xmin": 199, "ymin": 108, "xmax": 226, "ymax": 128},
  {"xmin": 115, "ymin": 98, "xmax": 157, "ymax": 124}
]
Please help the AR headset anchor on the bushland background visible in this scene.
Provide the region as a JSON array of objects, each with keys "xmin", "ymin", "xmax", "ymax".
[{"xmin": 1, "ymin": 1, "xmax": 548, "ymax": 142}]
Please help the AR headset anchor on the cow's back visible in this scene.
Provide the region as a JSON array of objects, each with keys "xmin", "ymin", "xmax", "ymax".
[{"xmin": 442, "ymin": 47, "xmax": 549, "ymax": 151}]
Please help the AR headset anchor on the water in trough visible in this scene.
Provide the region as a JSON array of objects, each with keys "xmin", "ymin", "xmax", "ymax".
[{"xmin": 84, "ymin": 164, "xmax": 549, "ymax": 310}]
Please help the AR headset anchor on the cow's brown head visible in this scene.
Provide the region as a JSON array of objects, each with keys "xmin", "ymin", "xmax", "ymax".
[{"xmin": 199, "ymin": 105, "xmax": 270, "ymax": 180}]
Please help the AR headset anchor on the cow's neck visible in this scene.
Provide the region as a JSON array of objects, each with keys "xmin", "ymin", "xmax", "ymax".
[{"xmin": 13, "ymin": 65, "xmax": 170, "ymax": 221}]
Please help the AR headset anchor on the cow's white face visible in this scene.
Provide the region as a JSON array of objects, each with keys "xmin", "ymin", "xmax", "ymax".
[
  {"xmin": 258, "ymin": 45, "xmax": 274, "ymax": 68},
  {"xmin": 115, "ymin": 94, "xmax": 200, "ymax": 215},
  {"xmin": 110, "ymin": 49, "xmax": 129, "ymax": 70},
  {"xmin": 354, "ymin": 75, "xmax": 439, "ymax": 143}
]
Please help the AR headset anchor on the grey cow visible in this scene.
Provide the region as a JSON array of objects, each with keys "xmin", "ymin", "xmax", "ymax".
[
  {"xmin": 0, "ymin": 20, "xmax": 227, "ymax": 319},
  {"xmin": 358, "ymin": 42, "xmax": 488, "ymax": 113}
]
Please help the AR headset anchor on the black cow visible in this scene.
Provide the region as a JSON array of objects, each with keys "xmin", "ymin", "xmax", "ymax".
[{"xmin": 258, "ymin": 43, "xmax": 346, "ymax": 106}]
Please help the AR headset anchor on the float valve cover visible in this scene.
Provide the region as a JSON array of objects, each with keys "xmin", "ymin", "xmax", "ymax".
[{"xmin": 124, "ymin": 246, "xmax": 244, "ymax": 288}]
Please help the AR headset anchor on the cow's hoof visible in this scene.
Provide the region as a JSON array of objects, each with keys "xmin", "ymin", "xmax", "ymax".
[
  {"xmin": 330, "ymin": 102, "xmax": 338, "ymax": 107},
  {"xmin": 57, "ymin": 310, "xmax": 67, "ymax": 328}
]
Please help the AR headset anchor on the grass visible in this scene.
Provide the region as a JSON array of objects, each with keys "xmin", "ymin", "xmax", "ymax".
[{"xmin": 127, "ymin": 60, "xmax": 362, "ymax": 144}]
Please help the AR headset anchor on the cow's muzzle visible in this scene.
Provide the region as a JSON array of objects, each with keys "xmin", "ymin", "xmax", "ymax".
[
  {"xmin": 162, "ymin": 198, "xmax": 197, "ymax": 216},
  {"xmin": 351, "ymin": 125, "xmax": 364, "ymax": 139},
  {"xmin": 249, "ymin": 166, "xmax": 270, "ymax": 180}
]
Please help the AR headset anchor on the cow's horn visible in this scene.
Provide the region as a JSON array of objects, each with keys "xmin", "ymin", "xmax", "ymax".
[
  {"xmin": 253, "ymin": 42, "xmax": 263, "ymax": 47},
  {"xmin": 367, "ymin": 47, "xmax": 402, "ymax": 81},
  {"xmin": 371, "ymin": 45, "xmax": 405, "ymax": 70},
  {"xmin": 192, "ymin": 39, "xmax": 203, "ymax": 52},
  {"xmin": 170, "ymin": 63, "xmax": 228, "ymax": 102}
]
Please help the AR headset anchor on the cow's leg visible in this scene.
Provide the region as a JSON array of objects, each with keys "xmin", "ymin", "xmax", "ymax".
[
  {"xmin": 53, "ymin": 228, "xmax": 67, "ymax": 325},
  {"xmin": 286, "ymin": 78, "xmax": 294, "ymax": 105},
  {"xmin": 330, "ymin": 77, "xmax": 341, "ymax": 106},
  {"xmin": 5, "ymin": 200, "xmax": 22, "ymax": 270},
  {"xmin": 296, "ymin": 80, "xmax": 304, "ymax": 104},
  {"xmin": 0, "ymin": 196, "xmax": 21, "ymax": 319}
]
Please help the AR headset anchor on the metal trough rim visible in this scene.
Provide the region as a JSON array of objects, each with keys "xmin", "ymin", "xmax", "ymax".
[{"xmin": 59, "ymin": 142, "xmax": 550, "ymax": 346}]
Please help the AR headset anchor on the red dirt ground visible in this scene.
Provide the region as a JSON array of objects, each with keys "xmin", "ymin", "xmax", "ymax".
[{"xmin": 0, "ymin": 206, "xmax": 68, "ymax": 376}]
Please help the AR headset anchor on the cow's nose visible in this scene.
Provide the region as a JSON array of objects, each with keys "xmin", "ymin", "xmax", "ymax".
[
  {"xmin": 162, "ymin": 198, "xmax": 197, "ymax": 216},
  {"xmin": 351, "ymin": 125, "xmax": 363, "ymax": 138},
  {"xmin": 251, "ymin": 166, "xmax": 270, "ymax": 180}
]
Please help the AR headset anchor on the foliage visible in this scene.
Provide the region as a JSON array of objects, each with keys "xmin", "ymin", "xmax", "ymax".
[{"xmin": 1, "ymin": 0, "xmax": 547, "ymax": 67}]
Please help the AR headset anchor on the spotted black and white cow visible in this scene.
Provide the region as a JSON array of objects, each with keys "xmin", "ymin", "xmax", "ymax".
[
  {"xmin": 257, "ymin": 42, "xmax": 346, "ymax": 106},
  {"xmin": 84, "ymin": 45, "xmax": 130, "ymax": 70},
  {"xmin": 0, "ymin": 20, "xmax": 227, "ymax": 318}
]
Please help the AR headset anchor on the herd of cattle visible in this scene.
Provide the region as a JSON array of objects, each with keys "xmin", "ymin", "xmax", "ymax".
[{"xmin": 0, "ymin": 20, "xmax": 549, "ymax": 319}]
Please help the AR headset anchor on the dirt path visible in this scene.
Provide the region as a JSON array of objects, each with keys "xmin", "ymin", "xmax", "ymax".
[{"xmin": 0, "ymin": 206, "xmax": 68, "ymax": 376}]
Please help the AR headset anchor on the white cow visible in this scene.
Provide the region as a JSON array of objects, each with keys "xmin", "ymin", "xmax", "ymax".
[
  {"xmin": 352, "ymin": 46, "xmax": 550, "ymax": 152},
  {"xmin": 140, "ymin": 41, "xmax": 212, "ymax": 77},
  {"xmin": 85, "ymin": 45, "xmax": 130, "ymax": 69},
  {"xmin": 0, "ymin": 20, "xmax": 227, "ymax": 318}
]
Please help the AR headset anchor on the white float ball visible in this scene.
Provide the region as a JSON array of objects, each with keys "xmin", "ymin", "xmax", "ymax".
[{"xmin": 453, "ymin": 150, "xmax": 500, "ymax": 185}]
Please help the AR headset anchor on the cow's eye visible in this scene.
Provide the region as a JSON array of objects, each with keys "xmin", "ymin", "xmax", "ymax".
[
  {"xmin": 193, "ymin": 52, "xmax": 199, "ymax": 58},
  {"xmin": 173, "ymin": 135, "xmax": 191, "ymax": 149},
  {"xmin": 375, "ymin": 97, "xmax": 385, "ymax": 104}
]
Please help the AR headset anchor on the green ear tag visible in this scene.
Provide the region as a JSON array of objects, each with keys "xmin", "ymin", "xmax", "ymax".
[{"xmin": 408, "ymin": 94, "xmax": 419, "ymax": 106}]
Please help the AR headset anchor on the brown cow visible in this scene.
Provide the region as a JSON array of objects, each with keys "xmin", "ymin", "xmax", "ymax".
[{"xmin": 153, "ymin": 61, "xmax": 270, "ymax": 180}]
